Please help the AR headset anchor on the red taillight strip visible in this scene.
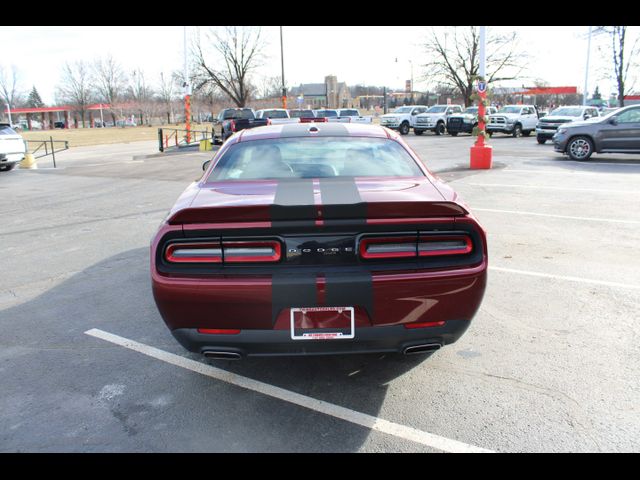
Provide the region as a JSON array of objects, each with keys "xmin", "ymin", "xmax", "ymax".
[
  {"xmin": 404, "ymin": 321, "xmax": 446, "ymax": 329},
  {"xmin": 197, "ymin": 328, "xmax": 241, "ymax": 335},
  {"xmin": 359, "ymin": 236, "xmax": 417, "ymax": 259},
  {"xmin": 222, "ymin": 240, "xmax": 281, "ymax": 263},
  {"xmin": 165, "ymin": 242, "xmax": 222, "ymax": 263},
  {"xmin": 418, "ymin": 234, "xmax": 472, "ymax": 257}
]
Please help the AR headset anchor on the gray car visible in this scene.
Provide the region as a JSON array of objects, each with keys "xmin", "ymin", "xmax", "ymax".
[{"xmin": 553, "ymin": 105, "xmax": 640, "ymax": 160}]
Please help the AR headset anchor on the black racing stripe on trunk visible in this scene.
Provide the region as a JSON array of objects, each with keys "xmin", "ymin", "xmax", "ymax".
[
  {"xmin": 271, "ymin": 273, "xmax": 318, "ymax": 323},
  {"xmin": 280, "ymin": 123, "xmax": 350, "ymax": 137},
  {"xmin": 324, "ymin": 271, "xmax": 374, "ymax": 320},
  {"xmin": 319, "ymin": 177, "xmax": 367, "ymax": 223},
  {"xmin": 271, "ymin": 178, "xmax": 317, "ymax": 224}
]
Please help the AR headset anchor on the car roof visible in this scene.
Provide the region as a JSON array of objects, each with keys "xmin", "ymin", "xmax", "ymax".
[{"xmin": 231, "ymin": 122, "xmax": 392, "ymax": 143}]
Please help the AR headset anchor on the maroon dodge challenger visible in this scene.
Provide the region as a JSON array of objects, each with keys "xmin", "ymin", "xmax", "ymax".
[{"xmin": 151, "ymin": 123, "xmax": 487, "ymax": 359}]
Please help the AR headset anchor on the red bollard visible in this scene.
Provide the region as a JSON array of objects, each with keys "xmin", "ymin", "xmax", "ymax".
[{"xmin": 470, "ymin": 83, "xmax": 492, "ymax": 169}]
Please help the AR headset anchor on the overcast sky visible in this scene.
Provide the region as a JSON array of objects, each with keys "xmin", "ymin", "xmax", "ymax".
[{"xmin": 2, "ymin": 25, "xmax": 636, "ymax": 105}]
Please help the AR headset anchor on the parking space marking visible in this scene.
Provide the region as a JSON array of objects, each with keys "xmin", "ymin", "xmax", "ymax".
[
  {"xmin": 504, "ymin": 169, "xmax": 640, "ymax": 177},
  {"xmin": 84, "ymin": 328, "xmax": 494, "ymax": 453},
  {"xmin": 464, "ymin": 183, "xmax": 637, "ymax": 194},
  {"xmin": 489, "ymin": 266, "xmax": 640, "ymax": 290},
  {"xmin": 473, "ymin": 208, "xmax": 640, "ymax": 225}
]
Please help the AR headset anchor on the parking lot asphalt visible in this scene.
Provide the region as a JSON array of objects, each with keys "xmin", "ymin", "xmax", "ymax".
[{"xmin": 1, "ymin": 133, "xmax": 639, "ymax": 452}]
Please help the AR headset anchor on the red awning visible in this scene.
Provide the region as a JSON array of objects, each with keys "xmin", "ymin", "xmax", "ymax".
[
  {"xmin": 513, "ymin": 86, "xmax": 578, "ymax": 95},
  {"xmin": 4, "ymin": 104, "xmax": 111, "ymax": 114}
]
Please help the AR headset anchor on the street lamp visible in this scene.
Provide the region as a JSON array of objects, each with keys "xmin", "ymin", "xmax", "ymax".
[{"xmin": 280, "ymin": 26, "xmax": 287, "ymax": 109}]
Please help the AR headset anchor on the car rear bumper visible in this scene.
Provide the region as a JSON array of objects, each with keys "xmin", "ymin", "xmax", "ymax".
[{"xmin": 171, "ymin": 321, "xmax": 470, "ymax": 358}]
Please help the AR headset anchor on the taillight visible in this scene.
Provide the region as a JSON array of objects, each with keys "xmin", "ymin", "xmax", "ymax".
[
  {"xmin": 267, "ymin": 118, "xmax": 272, "ymax": 125},
  {"xmin": 358, "ymin": 233, "xmax": 473, "ymax": 260},
  {"xmin": 230, "ymin": 120, "xmax": 236, "ymax": 132},
  {"xmin": 197, "ymin": 328, "xmax": 241, "ymax": 335},
  {"xmin": 165, "ymin": 242, "xmax": 222, "ymax": 263},
  {"xmin": 165, "ymin": 240, "xmax": 281, "ymax": 264},
  {"xmin": 359, "ymin": 236, "xmax": 417, "ymax": 259},
  {"xmin": 418, "ymin": 235, "xmax": 472, "ymax": 257},
  {"xmin": 222, "ymin": 240, "xmax": 281, "ymax": 263}
]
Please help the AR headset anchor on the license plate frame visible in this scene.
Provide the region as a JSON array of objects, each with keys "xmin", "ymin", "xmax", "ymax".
[{"xmin": 289, "ymin": 306, "xmax": 355, "ymax": 341}]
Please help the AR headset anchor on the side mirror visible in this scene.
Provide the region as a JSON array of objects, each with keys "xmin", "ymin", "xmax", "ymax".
[
  {"xmin": 411, "ymin": 111, "xmax": 417, "ymax": 115},
  {"xmin": 609, "ymin": 117, "xmax": 618, "ymax": 126},
  {"xmin": 584, "ymin": 114, "xmax": 591, "ymax": 120},
  {"xmin": 202, "ymin": 160, "xmax": 211, "ymax": 172}
]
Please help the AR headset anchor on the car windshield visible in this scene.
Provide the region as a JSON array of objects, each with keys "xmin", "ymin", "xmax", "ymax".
[
  {"xmin": 550, "ymin": 107, "xmax": 584, "ymax": 117},
  {"xmin": 426, "ymin": 106, "xmax": 446, "ymax": 113},
  {"xmin": 464, "ymin": 107, "xmax": 478, "ymax": 114},
  {"xmin": 223, "ymin": 109, "xmax": 254, "ymax": 120},
  {"xmin": 262, "ymin": 110, "xmax": 288, "ymax": 119},
  {"xmin": 393, "ymin": 107, "xmax": 412, "ymax": 113},
  {"xmin": 0, "ymin": 125, "xmax": 18, "ymax": 136},
  {"xmin": 207, "ymin": 137, "xmax": 425, "ymax": 181},
  {"xmin": 289, "ymin": 110, "xmax": 314, "ymax": 118},
  {"xmin": 498, "ymin": 106, "xmax": 522, "ymax": 114}
]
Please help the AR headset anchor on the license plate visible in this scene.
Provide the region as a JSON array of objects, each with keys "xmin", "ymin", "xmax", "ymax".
[{"xmin": 290, "ymin": 306, "xmax": 355, "ymax": 340}]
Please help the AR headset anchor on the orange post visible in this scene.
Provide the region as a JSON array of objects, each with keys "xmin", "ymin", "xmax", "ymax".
[
  {"xmin": 470, "ymin": 80, "xmax": 492, "ymax": 169},
  {"xmin": 185, "ymin": 94, "xmax": 191, "ymax": 144}
]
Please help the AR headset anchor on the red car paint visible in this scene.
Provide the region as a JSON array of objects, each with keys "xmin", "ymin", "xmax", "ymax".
[{"xmin": 151, "ymin": 123, "xmax": 488, "ymax": 358}]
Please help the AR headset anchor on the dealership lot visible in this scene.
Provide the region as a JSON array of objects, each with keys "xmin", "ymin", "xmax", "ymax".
[{"xmin": 1, "ymin": 135, "xmax": 639, "ymax": 452}]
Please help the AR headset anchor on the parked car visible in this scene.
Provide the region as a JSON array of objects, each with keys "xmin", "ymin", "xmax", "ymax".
[
  {"xmin": 379, "ymin": 105, "xmax": 428, "ymax": 135},
  {"xmin": 552, "ymin": 104, "xmax": 640, "ymax": 161},
  {"xmin": 446, "ymin": 106, "xmax": 498, "ymax": 136},
  {"xmin": 536, "ymin": 105, "xmax": 600, "ymax": 144},
  {"xmin": 0, "ymin": 123, "xmax": 27, "ymax": 171},
  {"xmin": 212, "ymin": 108, "xmax": 269, "ymax": 144},
  {"xmin": 54, "ymin": 121, "xmax": 66, "ymax": 129},
  {"xmin": 414, "ymin": 104, "xmax": 464, "ymax": 136},
  {"xmin": 336, "ymin": 108, "xmax": 373, "ymax": 124},
  {"xmin": 487, "ymin": 105, "xmax": 539, "ymax": 137},
  {"xmin": 255, "ymin": 108, "xmax": 299, "ymax": 125},
  {"xmin": 151, "ymin": 123, "xmax": 488, "ymax": 359}
]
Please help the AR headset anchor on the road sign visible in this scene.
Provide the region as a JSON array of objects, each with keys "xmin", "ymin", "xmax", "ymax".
[{"xmin": 477, "ymin": 81, "xmax": 487, "ymax": 93}]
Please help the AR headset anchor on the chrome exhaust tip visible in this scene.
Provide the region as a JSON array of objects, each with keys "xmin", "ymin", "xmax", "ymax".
[
  {"xmin": 203, "ymin": 350, "xmax": 242, "ymax": 360},
  {"xmin": 403, "ymin": 343, "xmax": 442, "ymax": 356}
]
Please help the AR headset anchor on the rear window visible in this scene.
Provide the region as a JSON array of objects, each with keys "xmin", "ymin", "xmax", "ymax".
[
  {"xmin": 316, "ymin": 110, "xmax": 337, "ymax": 118},
  {"xmin": 207, "ymin": 137, "xmax": 425, "ymax": 181},
  {"xmin": 289, "ymin": 110, "xmax": 314, "ymax": 118},
  {"xmin": 340, "ymin": 110, "xmax": 359, "ymax": 116},
  {"xmin": 261, "ymin": 110, "xmax": 288, "ymax": 119},
  {"xmin": 222, "ymin": 109, "xmax": 254, "ymax": 120},
  {"xmin": 0, "ymin": 125, "xmax": 18, "ymax": 136}
]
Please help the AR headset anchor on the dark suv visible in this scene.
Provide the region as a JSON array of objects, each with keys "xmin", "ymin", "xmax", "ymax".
[{"xmin": 553, "ymin": 105, "xmax": 640, "ymax": 160}]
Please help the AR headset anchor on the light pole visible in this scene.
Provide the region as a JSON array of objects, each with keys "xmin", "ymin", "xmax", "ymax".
[
  {"xmin": 280, "ymin": 26, "xmax": 287, "ymax": 109},
  {"xmin": 583, "ymin": 25, "xmax": 593, "ymax": 106},
  {"xmin": 470, "ymin": 25, "xmax": 492, "ymax": 169},
  {"xmin": 183, "ymin": 26, "xmax": 192, "ymax": 143},
  {"xmin": 6, "ymin": 103, "xmax": 12, "ymax": 126}
]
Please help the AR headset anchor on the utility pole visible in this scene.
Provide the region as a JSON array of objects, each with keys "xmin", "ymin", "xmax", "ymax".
[
  {"xmin": 6, "ymin": 103, "xmax": 12, "ymax": 125},
  {"xmin": 583, "ymin": 25, "xmax": 592, "ymax": 106},
  {"xmin": 280, "ymin": 26, "xmax": 287, "ymax": 109}
]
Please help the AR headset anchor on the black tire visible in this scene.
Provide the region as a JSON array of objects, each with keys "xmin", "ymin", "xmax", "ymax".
[
  {"xmin": 537, "ymin": 137, "xmax": 547, "ymax": 145},
  {"xmin": 522, "ymin": 130, "xmax": 532, "ymax": 137},
  {"xmin": 0, "ymin": 163, "xmax": 17, "ymax": 171},
  {"xmin": 435, "ymin": 122, "xmax": 445, "ymax": 136},
  {"xmin": 413, "ymin": 129, "xmax": 424, "ymax": 136},
  {"xmin": 399, "ymin": 122, "xmax": 410, "ymax": 135},
  {"xmin": 448, "ymin": 131, "xmax": 458, "ymax": 136},
  {"xmin": 487, "ymin": 131, "xmax": 493, "ymax": 137},
  {"xmin": 512, "ymin": 124, "xmax": 522, "ymax": 138},
  {"xmin": 566, "ymin": 136, "xmax": 594, "ymax": 161}
]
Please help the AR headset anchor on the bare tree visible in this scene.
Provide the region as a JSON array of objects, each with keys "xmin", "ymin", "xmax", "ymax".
[
  {"xmin": 93, "ymin": 55, "xmax": 128, "ymax": 125},
  {"xmin": 194, "ymin": 26, "xmax": 265, "ymax": 107},
  {"xmin": 594, "ymin": 26, "xmax": 639, "ymax": 107},
  {"xmin": 56, "ymin": 61, "xmax": 94, "ymax": 128},
  {"xmin": 0, "ymin": 65, "xmax": 24, "ymax": 116},
  {"xmin": 157, "ymin": 72, "xmax": 176, "ymax": 124},
  {"xmin": 129, "ymin": 68, "xmax": 154, "ymax": 125},
  {"xmin": 422, "ymin": 27, "xmax": 528, "ymax": 106}
]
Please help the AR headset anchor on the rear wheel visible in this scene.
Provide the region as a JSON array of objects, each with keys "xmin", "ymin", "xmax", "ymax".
[
  {"xmin": 448, "ymin": 131, "xmax": 458, "ymax": 136},
  {"xmin": 566, "ymin": 136, "xmax": 594, "ymax": 161},
  {"xmin": 413, "ymin": 129, "xmax": 424, "ymax": 136},
  {"xmin": 537, "ymin": 136, "xmax": 547, "ymax": 145},
  {"xmin": 399, "ymin": 122, "xmax": 410, "ymax": 135},
  {"xmin": 522, "ymin": 130, "xmax": 532, "ymax": 137},
  {"xmin": 435, "ymin": 122, "xmax": 445, "ymax": 135}
]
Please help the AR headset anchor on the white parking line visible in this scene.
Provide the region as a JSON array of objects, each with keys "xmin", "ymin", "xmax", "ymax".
[
  {"xmin": 84, "ymin": 328, "xmax": 493, "ymax": 453},
  {"xmin": 464, "ymin": 182, "xmax": 637, "ymax": 194},
  {"xmin": 473, "ymin": 208, "xmax": 640, "ymax": 225},
  {"xmin": 504, "ymin": 169, "xmax": 640, "ymax": 177},
  {"xmin": 489, "ymin": 266, "xmax": 640, "ymax": 290}
]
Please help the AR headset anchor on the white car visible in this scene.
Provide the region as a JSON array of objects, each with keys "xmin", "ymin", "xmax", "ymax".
[
  {"xmin": 254, "ymin": 109, "xmax": 299, "ymax": 125},
  {"xmin": 0, "ymin": 123, "xmax": 26, "ymax": 171},
  {"xmin": 413, "ymin": 104, "xmax": 464, "ymax": 135},
  {"xmin": 379, "ymin": 105, "xmax": 429, "ymax": 135},
  {"xmin": 336, "ymin": 108, "xmax": 373, "ymax": 124},
  {"xmin": 487, "ymin": 105, "xmax": 539, "ymax": 137}
]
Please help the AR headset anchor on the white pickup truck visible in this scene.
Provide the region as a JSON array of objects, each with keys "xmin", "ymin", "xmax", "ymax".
[
  {"xmin": 413, "ymin": 104, "xmax": 464, "ymax": 135},
  {"xmin": 379, "ymin": 105, "xmax": 429, "ymax": 135},
  {"xmin": 254, "ymin": 109, "xmax": 300, "ymax": 125},
  {"xmin": 487, "ymin": 105, "xmax": 539, "ymax": 137},
  {"xmin": 336, "ymin": 108, "xmax": 373, "ymax": 124}
]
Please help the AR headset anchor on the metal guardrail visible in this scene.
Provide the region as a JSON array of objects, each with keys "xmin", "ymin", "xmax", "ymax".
[
  {"xmin": 158, "ymin": 128, "xmax": 211, "ymax": 152},
  {"xmin": 25, "ymin": 136, "xmax": 69, "ymax": 168}
]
